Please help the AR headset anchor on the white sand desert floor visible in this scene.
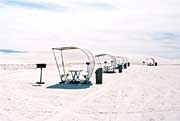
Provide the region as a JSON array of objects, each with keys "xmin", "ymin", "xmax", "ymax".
[{"xmin": 0, "ymin": 64, "xmax": 180, "ymax": 121}]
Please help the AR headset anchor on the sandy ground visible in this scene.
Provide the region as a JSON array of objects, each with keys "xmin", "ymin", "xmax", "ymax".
[{"xmin": 0, "ymin": 64, "xmax": 180, "ymax": 121}]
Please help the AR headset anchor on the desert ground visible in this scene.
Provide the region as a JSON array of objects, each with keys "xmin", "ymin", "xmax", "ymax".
[{"xmin": 0, "ymin": 52, "xmax": 180, "ymax": 121}]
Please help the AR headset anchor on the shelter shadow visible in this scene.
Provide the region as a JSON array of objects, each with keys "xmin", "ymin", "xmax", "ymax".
[{"xmin": 47, "ymin": 83, "xmax": 92, "ymax": 89}]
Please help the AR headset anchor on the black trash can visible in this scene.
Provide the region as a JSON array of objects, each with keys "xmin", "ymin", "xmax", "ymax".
[
  {"xmin": 118, "ymin": 64, "xmax": 122, "ymax": 73},
  {"xmin": 124, "ymin": 63, "xmax": 127, "ymax": 69},
  {"xmin": 127, "ymin": 62, "xmax": 130, "ymax": 67},
  {"xmin": 155, "ymin": 62, "xmax": 157, "ymax": 66},
  {"xmin": 95, "ymin": 68, "xmax": 103, "ymax": 84}
]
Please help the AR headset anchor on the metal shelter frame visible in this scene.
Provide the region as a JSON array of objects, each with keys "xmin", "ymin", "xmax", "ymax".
[
  {"xmin": 146, "ymin": 58, "xmax": 156, "ymax": 66},
  {"xmin": 52, "ymin": 46, "xmax": 95, "ymax": 83},
  {"xmin": 95, "ymin": 54, "xmax": 116, "ymax": 73},
  {"xmin": 115, "ymin": 56, "xmax": 126, "ymax": 67}
]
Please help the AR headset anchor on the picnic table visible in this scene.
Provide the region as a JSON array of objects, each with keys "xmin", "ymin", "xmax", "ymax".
[{"xmin": 69, "ymin": 69, "xmax": 83, "ymax": 82}]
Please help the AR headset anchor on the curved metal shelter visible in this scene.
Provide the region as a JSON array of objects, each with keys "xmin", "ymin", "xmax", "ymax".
[
  {"xmin": 116, "ymin": 56, "xmax": 129, "ymax": 68},
  {"xmin": 52, "ymin": 46, "xmax": 95, "ymax": 84},
  {"xmin": 146, "ymin": 58, "xmax": 156, "ymax": 66},
  {"xmin": 123, "ymin": 57, "xmax": 128, "ymax": 63},
  {"xmin": 95, "ymin": 54, "xmax": 116, "ymax": 73},
  {"xmin": 115, "ymin": 56, "xmax": 126, "ymax": 67}
]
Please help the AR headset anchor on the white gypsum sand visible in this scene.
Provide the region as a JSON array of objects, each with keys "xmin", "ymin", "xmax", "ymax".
[{"xmin": 0, "ymin": 51, "xmax": 180, "ymax": 121}]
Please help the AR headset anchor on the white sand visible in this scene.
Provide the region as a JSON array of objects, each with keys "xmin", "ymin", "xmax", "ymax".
[{"xmin": 0, "ymin": 52, "xmax": 180, "ymax": 121}]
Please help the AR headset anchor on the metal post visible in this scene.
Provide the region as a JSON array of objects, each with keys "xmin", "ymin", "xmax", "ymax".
[
  {"xmin": 40, "ymin": 67, "xmax": 42, "ymax": 84},
  {"xmin": 60, "ymin": 50, "xmax": 65, "ymax": 75},
  {"xmin": 52, "ymin": 49, "xmax": 62, "ymax": 81},
  {"xmin": 36, "ymin": 64, "xmax": 45, "ymax": 85}
]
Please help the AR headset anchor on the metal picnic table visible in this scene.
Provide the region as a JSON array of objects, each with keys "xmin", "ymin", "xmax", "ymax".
[{"xmin": 69, "ymin": 69, "xmax": 83, "ymax": 82}]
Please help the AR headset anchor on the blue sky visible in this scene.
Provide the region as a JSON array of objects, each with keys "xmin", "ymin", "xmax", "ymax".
[
  {"xmin": 77, "ymin": 2, "xmax": 113, "ymax": 9},
  {"xmin": 0, "ymin": 0, "xmax": 112, "ymax": 11},
  {"xmin": 152, "ymin": 32, "xmax": 180, "ymax": 41},
  {"xmin": 0, "ymin": 0, "xmax": 180, "ymax": 58},
  {"xmin": 0, "ymin": 0, "xmax": 65, "ymax": 11}
]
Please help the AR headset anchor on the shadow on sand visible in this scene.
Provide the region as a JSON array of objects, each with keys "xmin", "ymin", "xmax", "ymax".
[
  {"xmin": 103, "ymin": 71, "xmax": 116, "ymax": 74},
  {"xmin": 47, "ymin": 83, "xmax": 92, "ymax": 89}
]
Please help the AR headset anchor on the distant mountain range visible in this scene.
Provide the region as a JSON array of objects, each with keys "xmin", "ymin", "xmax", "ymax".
[{"xmin": 0, "ymin": 49, "xmax": 26, "ymax": 53}]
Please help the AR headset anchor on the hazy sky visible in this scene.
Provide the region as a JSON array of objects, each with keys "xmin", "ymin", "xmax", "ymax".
[{"xmin": 0, "ymin": 0, "xmax": 180, "ymax": 58}]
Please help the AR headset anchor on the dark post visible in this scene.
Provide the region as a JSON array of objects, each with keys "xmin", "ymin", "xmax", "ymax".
[
  {"xmin": 155, "ymin": 62, "xmax": 157, "ymax": 66},
  {"xmin": 118, "ymin": 64, "xmax": 122, "ymax": 73},
  {"xmin": 95, "ymin": 68, "xmax": 103, "ymax": 84},
  {"xmin": 124, "ymin": 63, "xmax": 127, "ymax": 69},
  {"xmin": 36, "ymin": 64, "xmax": 46, "ymax": 85},
  {"xmin": 127, "ymin": 62, "xmax": 130, "ymax": 67}
]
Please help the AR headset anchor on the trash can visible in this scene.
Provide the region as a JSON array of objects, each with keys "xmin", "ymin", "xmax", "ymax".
[
  {"xmin": 118, "ymin": 64, "xmax": 122, "ymax": 73},
  {"xmin": 124, "ymin": 63, "xmax": 127, "ymax": 69},
  {"xmin": 155, "ymin": 62, "xmax": 157, "ymax": 66},
  {"xmin": 127, "ymin": 62, "xmax": 130, "ymax": 67},
  {"xmin": 95, "ymin": 68, "xmax": 103, "ymax": 84}
]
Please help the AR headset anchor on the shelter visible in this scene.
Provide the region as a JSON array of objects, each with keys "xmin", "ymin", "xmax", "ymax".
[
  {"xmin": 52, "ymin": 46, "xmax": 95, "ymax": 84},
  {"xmin": 115, "ymin": 56, "xmax": 126, "ymax": 68},
  {"xmin": 115, "ymin": 56, "xmax": 129, "ymax": 68},
  {"xmin": 146, "ymin": 58, "xmax": 157, "ymax": 66},
  {"xmin": 95, "ymin": 54, "xmax": 116, "ymax": 73}
]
